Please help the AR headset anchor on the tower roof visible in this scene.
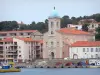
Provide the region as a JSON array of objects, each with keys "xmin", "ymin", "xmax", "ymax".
[{"xmin": 49, "ymin": 7, "xmax": 60, "ymax": 18}]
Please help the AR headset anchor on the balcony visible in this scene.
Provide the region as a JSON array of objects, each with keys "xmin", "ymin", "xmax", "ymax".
[
  {"xmin": 6, "ymin": 53, "xmax": 17, "ymax": 55},
  {"xmin": 0, "ymin": 53, "xmax": 3, "ymax": 55},
  {"xmin": 6, "ymin": 57, "xmax": 13, "ymax": 59},
  {"xmin": 7, "ymin": 49, "xmax": 17, "ymax": 52}
]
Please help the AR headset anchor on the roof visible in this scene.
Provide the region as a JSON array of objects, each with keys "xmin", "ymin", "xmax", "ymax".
[
  {"xmin": 71, "ymin": 41, "xmax": 100, "ymax": 47},
  {"xmin": 16, "ymin": 37, "xmax": 34, "ymax": 42},
  {"xmin": 16, "ymin": 37, "xmax": 43, "ymax": 43},
  {"xmin": 0, "ymin": 30, "xmax": 37, "ymax": 34},
  {"xmin": 38, "ymin": 40, "xmax": 43, "ymax": 44},
  {"xmin": 0, "ymin": 38, "xmax": 13, "ymax": 42},
  {"xmin": 49, "ymin": 7, "xmax": 60, "ymax": 18},
  {"xmin": 96, "ymin": 22, "xmax": 100, "ymax": 24},
  {"xmin": 57, "ymin": 28, "xmax": 91, "ymax": 35}
]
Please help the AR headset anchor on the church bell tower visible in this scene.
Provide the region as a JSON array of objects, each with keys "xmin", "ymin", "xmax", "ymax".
[{"xmin": 48, "ymin": 7, "xmax": 61, "ymax": 35}]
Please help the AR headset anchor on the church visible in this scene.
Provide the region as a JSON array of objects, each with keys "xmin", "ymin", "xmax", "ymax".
[{"xmin": 43, "ymin": 7, "xmax": 95, "ymax": 59}]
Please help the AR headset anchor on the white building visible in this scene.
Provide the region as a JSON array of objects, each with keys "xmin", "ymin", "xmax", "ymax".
[
  {"xmin": 67, "ymin": 24, "xmax": 82, "ymax": 30},
  {"xmin": 69, "ymin": 41, "xmax": 100, "ymax": 59}
]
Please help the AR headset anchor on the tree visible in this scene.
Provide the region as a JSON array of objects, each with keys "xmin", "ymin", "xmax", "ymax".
[
  {"xmin": 0, "ymin": 21, "xmax": 18, "ymax": 31},
  {"xmin": 19, "ymin": 24, "xmax": 28, "ymax": 30},
  {"xmin": 95, "ymin": 27, "xmax": 100, "ymax": 41},
  {"xmin": 61, "ymin": 15, "xmax": 72, "ymax": 28},
  {"xmin": 82, "ymin": 24, "xmax": 89, "ymax": 32}
]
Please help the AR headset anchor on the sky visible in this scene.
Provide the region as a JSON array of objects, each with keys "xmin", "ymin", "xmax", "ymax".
[{"xmin": 0, "ymin": 0, "xmax": 100, "ymax": 24}]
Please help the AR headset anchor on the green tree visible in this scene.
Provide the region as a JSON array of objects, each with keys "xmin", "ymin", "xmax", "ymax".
[
  {"xmin": 95, "ymin": 27, "xmax": 100, "ymax": 41},
  {"xmin": 82, "ymin": 24, "xmax": 89, "ymax": 32},
  {"xmin": 61, "ymin": 15, "xmax": 72, "ymax": 28}
]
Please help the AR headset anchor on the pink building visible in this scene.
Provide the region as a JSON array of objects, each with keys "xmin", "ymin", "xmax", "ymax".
[{"xmin": 0, "ymin": 37, "xmax": 43, "ymax": 62}]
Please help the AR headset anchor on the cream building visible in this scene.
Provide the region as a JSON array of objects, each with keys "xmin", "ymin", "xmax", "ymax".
[
  {"xmin": 78, "ymin": 19, "xmax": 100, "ymax": 33},
  {"xmin": 0, "ymin": 30, "xmax": 43, "ymax": 40},
  {"xmin": 43, "ymin": 8, "xmax": 95, "ymax": 59}
]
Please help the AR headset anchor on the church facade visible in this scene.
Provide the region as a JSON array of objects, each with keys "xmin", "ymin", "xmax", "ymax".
[{"xmin": 43, "ymin": 8, "xmax": 95, "ymax": 59}]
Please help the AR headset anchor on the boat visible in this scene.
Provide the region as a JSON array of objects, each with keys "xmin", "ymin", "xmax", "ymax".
[
  {"xmin": 88, "ymin": 66, "xmax": 100, "ymax": 68},
  {"xmin": 0, "ymin": 68, "xmax": 21, "ymax": 73},
  {"xmin": 0, "ymin": 61, "xmax": 21, "ymax": 73}
]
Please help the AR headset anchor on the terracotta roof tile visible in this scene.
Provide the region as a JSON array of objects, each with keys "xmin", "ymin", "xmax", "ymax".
[
  {"xmin": 71, "ymin": 41, "xmax": 100, "ymax": 47},
  {"xmin": 57, "ymin": 28, "xmax": 91, "ymax": 35},
  {"xmin": 16, "ymin": 37, "xmax": 34, "ymax": 42}
]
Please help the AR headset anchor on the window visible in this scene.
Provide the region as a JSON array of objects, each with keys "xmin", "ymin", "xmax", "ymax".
[
  {"xmin": 95, "ymin": 54, "xmax": 98, "ymax": 58},
  {"xmin": 57, "ymin": 22, "xmax": 59, "ymax": 25},
  {"xmin": 19, "ymin": 51, "xmax": 21, "ymax": 53},
  {"xmin": 63, "ymin": 41, "xmax": 64, "ymax": 46},
  {"xmin": 99, "ymin": 48, "xmax": 100, "ymax": 52},
  {"xmin": 19, "ymin": 55, "xmax": 21, "ymax": 57},
  {"xmin": 6, "ymin": 46, "xmax": 7, "ymax": 49},
  {"xmin": 28, "ymin": 33, "xmax": 31, "ymax": 35},
  {"xmin": 51, "ymin": 22, "xmax": 53, "ymax": 26},
  {"xmin": 83, "ymin": 48, "xmax": 85, "ymax": 52},
  {"xmin": 57, "ymin": 42, "xmax": 59, "ymax": 46},
  {"xmin": 46, "ymin": 42, "xmax": 48, "ymax": 46},
  {"xmin": 51, "ymin": 31, "xmax": 54, "ymax": 34},
  {"xmin": 19, "ymin": 46, "xmax": 21, "ymax": 49},
  {"xmin": 26, "ymin": 42, "xmax": 27, "ymax": 44},
  {"xmin": 87, "ymin": 48, "xmax": 89, "ymax": 52},
  {"xmin": 91, "ymin": 48, "xmax": 93, "ymax": 52},
  {"xmin": 57, "ymin": 22, "xmax": 59, "ymax": 28},
  {"xmin": 96, "ymin": 48, "xmax": 98, "ymax": 52},
  {"xmin": 92, "ymin": 25, "xmax": 94, "ymax": 28},
  {"xmin": 14, "ymin": 33, "xmax": 16, "ymax": 36},
  {"xmin": 51, "ymin": 42, "xmax": 53, "ymax": 45},
  {"xmin": 91, "ymin": 55, "xmax": 93, "ymax": 58},
  {"xmin": 20, "ymin": 33, "xmax": 23, "ymax": 35}
]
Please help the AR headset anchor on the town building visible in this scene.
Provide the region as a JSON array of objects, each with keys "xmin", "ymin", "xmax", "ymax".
[
  {"xmin": 69, "ymin": 41, "xmax": 100, "ymax": 59},
  {"xmin": 0, "ymin": 30, "xmax": 43, "ymax": 40},
  {"xmin": 43, "ymin": 8, "xmax": 95, "ymax": 59},
  {"xmin": 67, "ymin": 24, "xmax": 82, "ymax": 30},
  {"xmin": 78, "ymin": 19, "xmax": 100, "ymax": 33},
  {"xmin": 0, "ymin": 37, "xmax": 43, "ymax": 62}
]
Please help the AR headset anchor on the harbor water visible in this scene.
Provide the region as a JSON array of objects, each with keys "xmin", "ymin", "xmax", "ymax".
[{"xmin": 0, "ymin": 68, "xmax": 100, "ymax": 75}]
